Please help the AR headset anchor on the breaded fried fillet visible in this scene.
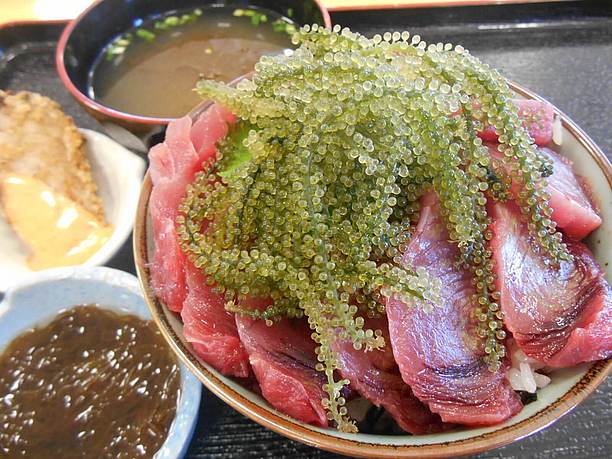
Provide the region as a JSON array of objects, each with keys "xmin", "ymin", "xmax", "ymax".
[{"xmin": 0, "ymin": 90, "xmax": 105, "ymax": 222}]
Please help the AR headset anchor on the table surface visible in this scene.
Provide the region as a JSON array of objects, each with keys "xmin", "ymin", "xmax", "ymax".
[
  {"xmin": 1, "ymin": 1, "xmax": 610, "ymax": 458},
  {"xmin": 0, "ymin": 0, "xmax": 576, "ymax": 23}
]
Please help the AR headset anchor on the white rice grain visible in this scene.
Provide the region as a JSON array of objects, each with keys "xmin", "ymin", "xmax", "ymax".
[
  {"xmin": 506, "ymin": 341, "xmax": 551, "ymax": 393},
  {"xmin": 519, "ymin": 362, "xmax": 538, "ymax": 393},
  {"xmin": 507, "ymin": 367, "xmax": 524, "ymax": 391},
  {"xmin": 533, "ymin": 372, "xmax": 551, "ymax": 388},
  {"xmin": 552, "ymin": 115, "xmax": 563, "ymax": 145}
]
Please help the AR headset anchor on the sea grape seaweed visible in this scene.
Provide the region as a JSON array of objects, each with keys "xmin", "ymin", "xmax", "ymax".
[{"xmin": 179, "ymin": 25, "xmax": 569, "ymax": 431}]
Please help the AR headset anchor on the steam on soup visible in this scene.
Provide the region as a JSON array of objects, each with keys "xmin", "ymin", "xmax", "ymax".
[{"xmin": 89, "ymin": 6, "xmax": 295, "ymax": 119}]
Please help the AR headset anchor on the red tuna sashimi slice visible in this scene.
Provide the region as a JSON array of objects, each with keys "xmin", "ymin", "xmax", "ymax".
[
  {"xmin": 332, "ymin": 317, "xmax": 445, "ymax": 434},
  {"xmin": 236, "ymin": 312, "xmax": 328, "ymax": 427},
  {"xmin": 148, "ymin": 106, "xmax": 249, "ymax": 376},
  {"xmin": 148, "ymin": 107, "xmax": 234, "ymax": 312},
  {"xmin": 148, "ymin": 117, "xmax": 199, "ymax": 311},
  {"xmin": 487, "ymin": 145, "xmax": 601, "ymax": 240},
  {"xmin": 386, "ymin": 193, "xmax": 522, "ymax": 426},
  {"xmin": 479, "ymin": 99, "xmax": 554, "ymax": 146},
  {"xmin": 181, "ymin": 263, "xmax": 250, "ymax": 377},
  {"xmin": 149, "ymin": 116, "xmax": 199, "ymax": 185},
  {"xmin": 149, "ymin": 216, "xmax": 189, "ymax": 312},
  {"xmin": 191, "ymin": 104, "xmax": 236, "ymax": 155},
  {"xmin": 490, "ymin": 201, "xmax": 612, "ymax": 367}
]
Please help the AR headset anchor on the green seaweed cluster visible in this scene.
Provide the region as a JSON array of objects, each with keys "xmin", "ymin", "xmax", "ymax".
[{"xmin": 178, "ymin": 25, "xmax": 569, "ymax": 432}]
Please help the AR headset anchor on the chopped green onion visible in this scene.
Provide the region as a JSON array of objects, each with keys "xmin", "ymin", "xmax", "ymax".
[{"xmin": 136, "ymin": 29, "xmax": 155, "ymax": 41}]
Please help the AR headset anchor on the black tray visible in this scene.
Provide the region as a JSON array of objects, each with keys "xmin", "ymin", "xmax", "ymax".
[
  {"xmin": 0, "ymin": 1, "xmax": 610, "ymax": 457},
  {"xmin": 0, "ymin": 21, "xmax": 99, "ymax": 131}
]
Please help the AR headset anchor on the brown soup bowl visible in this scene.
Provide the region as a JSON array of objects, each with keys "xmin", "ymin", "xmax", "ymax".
[{"xmin": 56, "ymin": 0, "xmax": 331, "ymax": 152}]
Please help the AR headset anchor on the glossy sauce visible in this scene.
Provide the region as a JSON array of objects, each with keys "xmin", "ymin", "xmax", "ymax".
[
  {"xmin": 90, "ymin": 6, "xmax": 294, "ymax": 119},
  {"xmin": 0, "ymin": 305, "xmax": 180, "ymax": 458},
  {"xmin": 0, "ymin": 175, "xmax": 113, "ymax": 270}
]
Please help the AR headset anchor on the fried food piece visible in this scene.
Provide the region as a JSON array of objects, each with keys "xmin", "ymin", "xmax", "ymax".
[{"xmin": 0, "ymin": 90, "xmax": 106, "ymax": 221}]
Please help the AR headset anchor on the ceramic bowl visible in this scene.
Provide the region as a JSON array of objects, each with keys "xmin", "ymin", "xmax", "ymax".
[
  {"xmin": 0, "ymin": 129, "xmax": 145, "ymax": 292},
  {"xmin": 56, "ymin": 0, "xmax": 331, "ymax": 151},
  {"xmin": 0, "ymin": 266, "xmax": 201, "ymax": 459},
  {"xmin": 133, "ymin": 81, "xmax": 611, "ymax": 458}
]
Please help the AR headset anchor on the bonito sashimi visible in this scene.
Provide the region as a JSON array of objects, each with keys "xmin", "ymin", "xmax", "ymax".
[
  {"xmin": 538, "ymin": 147, "xmax": 602, "ymax": 240},
  {"xmin": 386, "ymin": 193, "xmax": 522, "ymax": 426},
  {"xmin": 236, "ymin": 304, "xmax": 328, "ymax": 427},
  {"xmin": 146, "ymin": 26, "xmax": 612, "ymax": 434},
  {"xmin": 490, "ymin": 201, "xmax": 612, "ymax": 367},
  {"xmin": 487, "ymin": 144, "xmax": 601, "ymax": 240},
  {"xmin": 149, "ymin": 116, "xmax": 198, "ymax": 312},
  {"xmin": 332, "ymin": 316, "xmax": 446, "ymax": 434}
]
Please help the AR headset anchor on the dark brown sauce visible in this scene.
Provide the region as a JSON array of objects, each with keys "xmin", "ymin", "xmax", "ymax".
[{"xmin": 0, "ymin": 305, "xmax": 180, "ymax": 458}]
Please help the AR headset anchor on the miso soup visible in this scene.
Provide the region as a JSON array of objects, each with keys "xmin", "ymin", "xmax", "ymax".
[{"xmin": 89, "ymin": 6, "xmax": 295, "ymax": 119}]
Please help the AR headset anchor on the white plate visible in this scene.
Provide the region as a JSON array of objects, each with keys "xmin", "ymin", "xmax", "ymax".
[
  {"xmin": 0, "ymin": 266, "xmax": 201, "ymax": 459},
  {"xmin": 0, "ymin": 129, "xmax": 146, "ymax": 291}
]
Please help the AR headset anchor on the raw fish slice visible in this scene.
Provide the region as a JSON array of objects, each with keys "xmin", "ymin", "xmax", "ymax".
[
  {"xmin": 332, "ymin": 317, "xmax": 446, "ymax": 434},
  {"xmin": 490, "ymin": 201, "xmax": 612, "ymax": 367},
  {"xmin": 181, "ymin": 263, "xmax": 250, "ymax": 377},
  {"xmin": 236, "ymin": 310, "xmax": 328, "ymax": 427},
  {"xmin": 149, "ymin": 117, "xmax": 201, "ymax": 311},
  {"xmin": 545, "ymin": 285, "xmax": 611, "ymax": 367},
  {"xmin": 487, "ymin": 145, "xmax": 601, "ymax": 240},
  {"xmin": 148, "ymin": 108, "xmax": 233, "ymax": 312},
  {"xmin": 149, "ymin": 217, "xmax": 188, "ymax": 312},
  {"xmin": 149, "ymin": 117, "xmax": 199, "ymax": 185},
  {"xmin": 191, "ymin": 104, "xmax": 236, "ymax": 155},
  {"xmin": 479, "ymin": 99, "xmax": 554, "ymax": 146},
  {"xmin": 148, "ymin": 106, "xmax": 250, "ymax": 376},
  {"xmin": 386, "ymin": 193, "xmax": 522, "ymax": 426},
  {"xmin": 539, "ymin": 148, "xmax": 602, "ymax": 240},
  {"xmin": 149, "ymin": 177, "xmax": 190, "ymax": 311}
]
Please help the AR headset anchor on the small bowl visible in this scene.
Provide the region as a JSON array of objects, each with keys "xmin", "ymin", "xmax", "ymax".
[
  {"xmin": 133, "ymin": 82, "xmax": 611, "ymax": 457},
  {"xmin": 0, "ymin": 266, "xmax": 201, "ymax": 459},
  {"xmin": 0, "ymin": 129, "xmax": 145, "ymax": 292},
  {"xmin": 56, "ymin": 0, "xmax": 332, "ymax": 151}
]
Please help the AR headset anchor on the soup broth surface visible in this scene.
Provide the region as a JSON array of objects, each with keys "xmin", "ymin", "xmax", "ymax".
[{"xmin": 90, "ymin": 6, "xmax": 294, "ymax": 119}]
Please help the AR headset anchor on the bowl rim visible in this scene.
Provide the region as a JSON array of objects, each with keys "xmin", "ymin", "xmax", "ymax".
[
  {"xmin": 55, "ymin": 0, "xmax": 332, "ymax": 126},
  {"xmin": 133, "ymin": 80, "xmax": 612, "ymax": 458}
]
